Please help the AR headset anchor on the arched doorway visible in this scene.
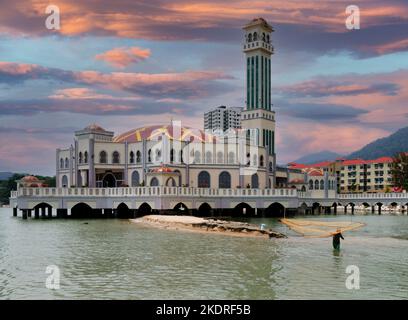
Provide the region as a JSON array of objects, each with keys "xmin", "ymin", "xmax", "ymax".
[
  {"xmin": 233, "ymin": 202, "xmax": 254, "ymax": 216},
  {"xmin": 103, "ymin": 173, "xmax": 116, "ymax": 187},
  {"xmin": 131, "ymin": 171, "xmax": 140, "ymax": 187},
  {"xmin": 197, "ymin": 203, "xmax": 212, "ymax": 217},
  {"xmin": 61, "ymin": 175, "xmax": 68, "ymax": 188},
  {"xmin": 265, "ymin": 202, "xmax": 285, "ymax": 217},
  {"xmin": 166, "ymin": 177, "xmax": 176, "ymax": 187},
  {"xmin": 251, "ymin": 173, "xmax": 259, "ymax": 188},
  {"xmin": 117, "ymin": 203, "xmax": 132, "ymax": 219},
  {"xmin": 71, "ymin": 203, "xmax": 93, "ymax": 219},
  {"xmin": 33, "ymin": 202, "xmax": 53, "ymax": 218},
  {"xmin": 138, "ymin": 203, "xmax": 152, "ymax": 216},
  {"xmin": 150, "ymin": 177, "xmax": 159, "ymax": 186},
  {"xmin": 174, "ymin": 202, "xmax": 189, "ymax": 215}
]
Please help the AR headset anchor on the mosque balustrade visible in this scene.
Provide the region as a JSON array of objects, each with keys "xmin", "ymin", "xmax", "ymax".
[{"xmin": 16, "ymin": 187, "xmax": 299, "ymax": 198}]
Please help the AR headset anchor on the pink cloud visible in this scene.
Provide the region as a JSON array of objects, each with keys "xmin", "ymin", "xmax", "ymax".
[
  {"xmin": 276, "ymin": 121, "xmax": 389, "ymax": 163},
  {"xmin": 95, "ymin": 47, "xmax": 151, "ymax": 68}
]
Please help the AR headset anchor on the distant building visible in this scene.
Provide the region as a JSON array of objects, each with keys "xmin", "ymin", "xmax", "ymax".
[
  {"xmin": 204, "ymin": 106, "xmax": 243, "ymax": 133},
  {"xmin": 289, "ymin": 157, "xmax": 396, "ymax": 193}
]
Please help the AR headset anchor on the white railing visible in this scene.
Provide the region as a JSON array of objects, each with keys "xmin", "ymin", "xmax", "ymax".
[
  {"xmin": 338, "ymin": 192, "xmax": 408, "ymax": 200},
  {"xmin": 16, "ymin": 186, "xmax": 299, "ymax": 198}
]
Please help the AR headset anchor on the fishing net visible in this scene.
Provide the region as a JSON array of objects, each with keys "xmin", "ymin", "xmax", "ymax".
[{"xmin": 280, "ymin": 218, "xmax": 365, "ymax": 238}]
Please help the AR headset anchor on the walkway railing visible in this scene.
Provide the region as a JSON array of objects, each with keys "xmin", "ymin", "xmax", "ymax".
[
  {"xmin": 16, "ymin": 186, "xmax": 299, "ymax": 198},
  {"xmin": 338, "ymin": 192, "xmax": 408, "ymax": 200}
]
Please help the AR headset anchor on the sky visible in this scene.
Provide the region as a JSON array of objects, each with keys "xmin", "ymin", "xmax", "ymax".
[{"xmin": 0, "ymin": 0, "xmax": 408, "ymax": 175}]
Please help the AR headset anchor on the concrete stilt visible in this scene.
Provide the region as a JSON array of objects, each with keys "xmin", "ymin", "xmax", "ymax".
[
  {"xmin": 372, "ymin": 205, "xmax": 375, "ymax": 214},
  {"xmin": 47, "ymin": 207, "xmax": 52, "ymax": 218},
  {"xmin": 27, "ymin": 209, "xmax": 32, "ymax": 218},
  {"xmin": 13, "ymin": 207, "xmax": 17, "ymax": 217},
  {"xmin": 378, "ymin": 206, "xmax": 382, "ymax": 215},
  {"xmin": 35, "ymin": 207, "xmax": 40, "ymax": 219},
  {"xmin": 351, "ymin": 205, "xmax": 355, "ymax": 215},
  {"xmin": 22, "ymin": 210, "xmax": 27, "ymax": 220}
]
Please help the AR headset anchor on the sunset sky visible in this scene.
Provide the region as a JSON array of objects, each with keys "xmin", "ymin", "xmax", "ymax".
[{"xmin": 1, "ymin": 0, "xmax": 408, "ymax": 175}]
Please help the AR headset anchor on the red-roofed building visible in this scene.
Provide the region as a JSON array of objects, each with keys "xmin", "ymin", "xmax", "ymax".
[{"xmin": 288, "ymin": 155, "xmax": 397, "ymax": 193}]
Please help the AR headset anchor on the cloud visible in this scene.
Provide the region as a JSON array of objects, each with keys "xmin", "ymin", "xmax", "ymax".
[
  {"xmin": 276, "ymin": 119, "xmax": 390, "ymax": 163},
  {"xmin": 1, "ymin": 1, "xmax": 408, "ymax": 57},
  {"xmin": 48, "ymin": 87, "xmax": 141, "ymax": 100},
  {"xmin": 95, "ymin": 46, "xmax": 151, "ymax": 68},
  {"xmin": 276, "ymin": 102, "xmax": 368, "ymax": 121},
  {"xmin": 278, "ymin": 80, "xmax": 400, "ymax": 98},
  {"xmin": 0, "ymin": 61, "xmax": 233, "ymax": 99}
]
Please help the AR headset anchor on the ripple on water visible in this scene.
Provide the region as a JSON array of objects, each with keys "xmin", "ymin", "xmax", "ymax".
[{"xmin": 0, "ymin": 210, "xmax": 407, "ymax": 299}]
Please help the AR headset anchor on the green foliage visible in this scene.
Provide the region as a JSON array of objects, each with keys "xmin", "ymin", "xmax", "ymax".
[{"xmin": 391, "ymin": 152, "xmax": 408, "ymax": 191}]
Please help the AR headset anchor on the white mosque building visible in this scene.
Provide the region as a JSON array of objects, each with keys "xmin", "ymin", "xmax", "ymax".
[{"xmin": 55, "ymin": 18, "xmax": 334, "ymax": 195}]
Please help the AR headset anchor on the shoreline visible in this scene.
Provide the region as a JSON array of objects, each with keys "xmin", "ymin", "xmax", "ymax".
[{"xmin": 130, "ymin": 215, "xmax": 286, "ymax": 239}]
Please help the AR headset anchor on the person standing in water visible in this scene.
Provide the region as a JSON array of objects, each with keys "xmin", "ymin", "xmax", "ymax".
[{"xmin": 332, "ymin": 229, "xmax": 344, "ymax": 250}]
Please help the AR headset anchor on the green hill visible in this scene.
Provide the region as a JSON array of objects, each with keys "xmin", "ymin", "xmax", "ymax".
[{"xmin": 348, "ymin": 126, "xmax": 408, "ymax": 159}]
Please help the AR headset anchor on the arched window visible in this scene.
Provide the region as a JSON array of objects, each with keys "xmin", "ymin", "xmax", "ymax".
[
  {"xmin": 301, "ymin": 185, "xmax": 306, "ymax": 192},
  {"xmin": 136, "ymin": 151, "xmax": 141, "ymax": 163},
  {"xmin": 170, "ymin": 149, "xmax": 175, "ymax": 163},
  {"xmin": 179, "ymin": 150, "xmax": 184, "ymax": 163},
  {"xmin": 61, "ymin": 175, "xmax": 68, "ymax": 187},
  {"xmin": 259, "ymin": 155, "xmax": 264, "ymax": 167},
  {"xmin": 174, "ymin": 169, "xmax": 181, "ymax": 186},
  {"xmin": 194, "ymin": 151, "xmax": 201, "ymax": 164},
  {"xmin": 150, "ymin": 177, "xmax": 159, "ymax": 187},
  {"xmin": 251, "ymin": 174, "xmax": 259, "ymax": 188},
  {"xmin": 309, "ymin": 180, "xmax": 314, "ymax": 190},
  {"xmin": 266, "ymin": 35, "xmax": 270, "ymax": 43},
  {"xmin": 78, "ymin": 152, "xmax": 83, "ymax": 164},
  {"xmin": 253, "ymin": 32, "xmax": 258, "ymax": 41},
  {"xmin": 269, "ymin": 162, "xmax": 273, "ymax": 172},
  {"xmin": 84, "ymin": 151, "xmax": 88, "ymax": 163},
  {"xmin": 198, "ymin": 171, "xmax": 211, "ymax": 188},
  {"xmin": 100, "ymin": 151, "xmax": 107, "ymax": 164},
  {"xmin": 320, "ymin": 180, "xmax": 325, "ymax": 190},
  {"xmin": 65, "ymin": 157, "xmax": 69, "ymax": 168},
  {"xmin": 156, "ymin": 149, "xmax": 161, "ymax": 162},
  {"xmin": 219, "ymin": 171, "xmax": 231, "ymax": 189},
  {"xmin": 314, "ymin": 180, "xmax": 319, "ymax": 190},
  {"xmin": 148, "ymin": 149, "xmax": 152, "ymax": 162},
  {"xmin": 166, "ymin": 177, "xmax": 176, "ymax": 187},
  {"xmin": 217, "ymin": 151, "xmax": 224, "ymax": 164},
  {"xmin": 131, "ymin": 171, "xmax": 140, "ymax": 186},
  {"xmin": 262, "ymin": 32, "xmax": 266, "ymax": 41},
  {"xmin": 112, "ymin": 151, "xmax": 120, "ymax": 164},
  {"xmin": 129, "ymin": 151, "xmax": 135, "ymax": 164},
  {"xmin": 228, "ymin": 152, "xmax": 235, "ymax": 164},
  {"xmin": 248, "ymin": 33, "xmax": 252, "ymax": 42},
  {"xmin": 205, "ymin": 151, "xmax": 212, "ymax": 164},
  {"xmin": 60, "ymin": 158, "xmax": 64, "ymax": 169}
]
